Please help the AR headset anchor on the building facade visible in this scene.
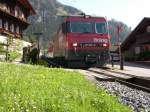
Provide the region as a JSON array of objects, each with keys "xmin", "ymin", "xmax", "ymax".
[
  {"xmin": 122, "ymin": 18, "xmax": 150, "ymax": 61},
  {"xmin": 0, "ymin": 0, "xmax": 35, "ymax": 39}
]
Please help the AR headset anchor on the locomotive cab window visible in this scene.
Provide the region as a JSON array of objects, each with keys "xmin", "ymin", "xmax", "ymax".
[
  {"xmin": 70, "ymin": 22, "xmax": 94, "ymax": 34},
  {"xmin": 96, "ymin": 22, "xmax": 107, "ymax": 34}
]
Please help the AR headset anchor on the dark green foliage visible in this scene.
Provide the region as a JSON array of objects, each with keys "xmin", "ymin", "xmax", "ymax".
[
  {"xmin": 124, "ymin": 56, "xmax": 135, "ymax": 62},
  {"xmin": 108, "ymin": 19, "xmax": 131, "ymax": 45},
  {"xmin": 0, "ymin": 44, "xmax": 5, "ymax": 54},
  {"xmin": 38, "ymin": 59, "xmax": 49, "ymax": 67},
  {"xmin": 24, "ymin": 0, "xmax": 82, "ymax": 49},
  {"xmin": 125, "ymin": 51, "xmax": 150, "ymax": 61},
  {"xmin": 136, "ymin": 51, "xmax": 150, "ymax": 61},
  {"xmin": 8, "ymin": 51, "xmax": 21, "ymax": 62}
]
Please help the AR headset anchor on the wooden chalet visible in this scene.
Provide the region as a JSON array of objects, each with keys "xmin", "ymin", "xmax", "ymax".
[
  {"xmin": 121, "ymin": 17, "xmax": 150, "ymax": 61},
  {"xmin": 0, "ymin": 0, "xmax": 35, "ymax": 39}
]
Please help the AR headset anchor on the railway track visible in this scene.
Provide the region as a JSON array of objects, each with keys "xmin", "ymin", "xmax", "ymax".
[{"xmin": 78, "ymin": 68, "xmax": 150, "ymax": 93}]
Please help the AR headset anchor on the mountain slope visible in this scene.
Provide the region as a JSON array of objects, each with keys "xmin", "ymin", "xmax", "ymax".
[
  {"xmin": 25, "ymin": 0, "xmax": 81, "ymax": 48},
  {"xmin": 25, "ymin": 0, "xmax": 131, "ymax": 49}
]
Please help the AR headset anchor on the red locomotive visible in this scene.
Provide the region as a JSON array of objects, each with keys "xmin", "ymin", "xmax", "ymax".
[{"xmin": 49, "ymin": 14, "xmax": 110, "ymax": 67}]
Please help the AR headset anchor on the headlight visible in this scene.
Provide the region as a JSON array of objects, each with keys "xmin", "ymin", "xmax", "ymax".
[
  {"xmin": 72, "ymin": 43, "xmax": 78, "ymax": 47},
  {"xmin": 103, "ymin": 43, "xmax": 107, "ymax": 47}
]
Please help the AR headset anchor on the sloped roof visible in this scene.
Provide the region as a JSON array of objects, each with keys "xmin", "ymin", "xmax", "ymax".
[
  {"xmin": 121, "ymin": 17, "xmax": 150, "ymax": 52},
  {"xmin": 18, "ymin": 0, "xmax": 36, "ymax": 15}
]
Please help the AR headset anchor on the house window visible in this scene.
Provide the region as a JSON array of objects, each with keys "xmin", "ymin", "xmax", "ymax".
[
  {"xmin": 10, "ymin": 6, "xmax": 15, "ymax": 15},
  {"xmin": 19, "ymin": 27, "xmax": 22, "ymax": 34},
  {"xmin": 6, "ymin": 5, "xmax": 10, "ymax": 13},
  {"xmin": 0, "ymin": 3, "xmax": 3, "ymax": 9},
  {"xmin": 3, "ymin": 20, "xmax": 9, "ymax": 30},
  {"xmin": 18, "ymin": 9, "xmax": 23, "ymax": 18},
  {"xmin": 21, "ymin": 13, "xmax": 25, "ymax": 19},
  {"xmin": 11, "ymin": 24, "xmax": 15, "ymax": 32},
  {"xmin": 5, "ymin": 21, "xmax": 9, "ymax": 30},
  {"xmin": 2, "ymin": 3, "xmax": 7, "ymax": 10},
  {"xmin": 146, "ymin": 26, "xmax": 150, "ymax": 33},
  {"xmin": 9, "ymin": 23, "xmax": 14, "ymax": 32},
  {"xmin": 16, "ymin": 26, "xmax": 19, "ymax": 33},
  {"xmin": 15, "ymin": 6, "xmax": 19, "ymax": 17},
  {"xmin": 135, "ymin": 47, "xmax": 141, "ymax": 54},
  {"xmin": 0, "ymin": 19, "xmax": 2, "ymax": 28},
  {"xmin": 3, "ymin": 21, "xmax": 6, "ymax": 29}
]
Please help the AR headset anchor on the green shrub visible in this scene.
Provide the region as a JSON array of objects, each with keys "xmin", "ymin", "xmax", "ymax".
[
  {"xmin": 38, "ymin": 59, "xmax": 49, "ymax": 67},
  {"xmin": 8, "ymin": 51, "xmax": 21, "ymax": 62},
  {"xmin": 125, "ymin": 51, "xmax": 150, "ymax": 61},
  {"xmin": 124, "ymin": 56, "xmax": 135, "ymax": 61},
  {"xmin": 136, "ymin": 51, "xmax": 150, "ymax": 61}
]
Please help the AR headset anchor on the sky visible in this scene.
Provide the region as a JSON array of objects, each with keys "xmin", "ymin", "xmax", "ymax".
[{"xmin": 58, "ymin": 0, "xmax": 150, "ymax": 29}]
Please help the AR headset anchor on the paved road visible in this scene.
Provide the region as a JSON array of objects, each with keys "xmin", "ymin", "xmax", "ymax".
[
  {"xmin": 106, "ymin": 62, "xmax": 150, "ymax": 79},
  {"xmin": 65, "ymin": 62, "xmax": 150, "ymax": 80}
]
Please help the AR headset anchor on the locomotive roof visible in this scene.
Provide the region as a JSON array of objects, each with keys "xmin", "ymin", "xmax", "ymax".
[
  {"xmin": 61, "ymin": 16, "xmax": 105, "ymax": 19},
  {"xmin": 57, "ymin": 14, "xmax": 106, "ymax": 19},
  {"xmin": 57, "ymin": 14, "xmax": 107, "ymax": 22},
  {"xmin": 61, "ymin": 15, "xmax": 104, "ymax": 18}
]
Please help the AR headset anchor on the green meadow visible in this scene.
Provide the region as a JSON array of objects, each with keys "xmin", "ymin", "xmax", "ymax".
[{"xmin": 0, "ymin": 63, "xmax": 131, "ymax": 112}]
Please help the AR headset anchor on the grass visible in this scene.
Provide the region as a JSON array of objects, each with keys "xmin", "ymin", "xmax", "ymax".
[{"xmin": 0, "ymin": 63, "xmax": 132, "ymax": 112}]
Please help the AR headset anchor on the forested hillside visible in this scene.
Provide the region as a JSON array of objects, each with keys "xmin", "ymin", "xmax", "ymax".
[
  {"xmin": 108, "ymin": 19, "xmax": 131, "ymax": 45},
  {"xmin": 24, "ymin": 0, "xmax": 131, "ymax": 49}
]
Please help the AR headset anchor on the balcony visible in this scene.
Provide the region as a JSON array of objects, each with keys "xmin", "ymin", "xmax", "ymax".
[
  {"xmin": 0, "ymin": 7, "xmax": 29, "ymax": 25},
  {"xmin": 0, "ymin": 28, "xmax": 22, "ymax": 38}
]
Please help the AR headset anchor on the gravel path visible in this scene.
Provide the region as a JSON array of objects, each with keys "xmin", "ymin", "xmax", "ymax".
[{"xmin": 98, "ymin": 81, "xmax": 150, "ymax": 112}]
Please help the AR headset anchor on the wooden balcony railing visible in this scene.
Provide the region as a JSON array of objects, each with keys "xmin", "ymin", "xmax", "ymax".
[
  {"xmin": 0, "ymin": 28, "xmax": 22, "ymax": 38},
  {"xmin": 0, "ymin": 7, "xmax": 29, "ymax": 24}
]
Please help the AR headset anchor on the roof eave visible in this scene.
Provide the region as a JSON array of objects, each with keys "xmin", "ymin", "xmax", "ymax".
[
  {"xmin": 18, "ymin": 0, "xmax": 36, "ymax": 15},
  {"xmin": 121, "ymin": 17, "xmax": 150, "ymax": 52}
]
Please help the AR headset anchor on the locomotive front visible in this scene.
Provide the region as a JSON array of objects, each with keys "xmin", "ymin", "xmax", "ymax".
[{"xmin": 64, "ymin": 16, "xmax": 110, "ymax": 67}]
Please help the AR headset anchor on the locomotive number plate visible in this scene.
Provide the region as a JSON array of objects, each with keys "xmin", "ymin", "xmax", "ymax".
[{"xmin": 80, "ymin": 43, "xmax": 102, "ymax": 47}]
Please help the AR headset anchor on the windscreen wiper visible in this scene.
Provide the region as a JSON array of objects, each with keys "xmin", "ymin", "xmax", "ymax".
[{"xmin": 82, "ymin": 31, "xmax": 91, "ymax": 34}]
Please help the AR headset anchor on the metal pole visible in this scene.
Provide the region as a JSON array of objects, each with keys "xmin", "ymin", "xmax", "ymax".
[
  {"xmin": 118, "ymin": 42, "xmax": 124, "ymax": 70},
  {"xmin": 120, "ymin": 53, "xmax": 124, "ymax": 70},
  {"xmin": 117, "ymin": 24, "xmax": 124, "ymax": 70},
  {"xmin": 42, "ymin": 9, "xmax": 45, "ymax": 34},
  {"xmin": 37, "ymin": 37, "xmax": 40, "ymax": 64},
  {"xmin": 33, "ymin": 33, "xmax": 43, "ymax": 64},
  {"xmin": 111, "ymin": 55, "xmax": 114, "ymax": 68}
]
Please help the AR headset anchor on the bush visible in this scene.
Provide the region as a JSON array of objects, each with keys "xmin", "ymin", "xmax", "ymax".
[
  {"xmin": 8, "ymin": 51, "xmax": 21, "ymax": 62},
  {"xmin": 125, "ymin": 51, "xmax": 150, "ymax": 61},
  {"xmin": 124, "ymin": 56, "xmax": 135, "ymax": 61},
  {"xmin": 38, "ymin": 59, "xmax": 49, "ymax": 67},
  {"xmin": 136, "ymin": 51, "xmax": 150, "ymax": 61}
]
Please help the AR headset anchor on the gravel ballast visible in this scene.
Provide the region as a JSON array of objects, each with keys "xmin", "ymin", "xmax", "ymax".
[{"xmin": 98, "ymin": 81, "xmax": 150, "ymax": 112}]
